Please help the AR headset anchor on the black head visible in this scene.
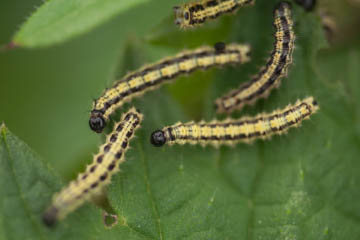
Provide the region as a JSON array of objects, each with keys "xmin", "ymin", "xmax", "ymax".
[
  {"xmin": 42, "ymin": 206, "xmax": 58, "ymax": 228},
  {"xmin": 89, "ymin": 111, "xmax": 106, "ymax": 133},
  {"xmin": 150, "ymin": 130, "xmax": 167, "ymax": 147}
]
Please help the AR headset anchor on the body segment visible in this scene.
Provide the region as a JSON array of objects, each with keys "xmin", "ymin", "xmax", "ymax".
[{"xmin": 215, "ymin": 1, "xmax": 295, "ymax": 113}]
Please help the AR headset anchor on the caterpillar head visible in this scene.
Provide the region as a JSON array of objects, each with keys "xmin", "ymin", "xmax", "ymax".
[
  {"xmin": 173, "ymin": 6, "xmax": 191, "ymax": 28},
  {"xmin": 89, "ymin": 110, "xmax": 106, "ymax": 133},
  {"xmin": 150, "ymin": 130, "xmax": 167, "ymax": 147}
]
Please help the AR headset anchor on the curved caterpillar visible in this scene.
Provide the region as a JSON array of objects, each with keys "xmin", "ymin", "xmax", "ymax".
[
  {"xmin": 43, "ymin": 108, "xmax": 143, "ymax": 227},
  {"xmin": 174, "ymin": 0, "xmax": 255, "ymax": 29},
  {"xmin": 215, "ymin": 1, "xmax": 295, "ymax": 113},
  {"xmin": 151, "ymin": 97, "xmax": 318, "ymax": 147},
  {"xmin": 90, "ymin": 43, "xmax": 251, "ymax": 133}
]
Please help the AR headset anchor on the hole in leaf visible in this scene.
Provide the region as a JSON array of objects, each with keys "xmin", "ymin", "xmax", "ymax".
[{"xmin": 103, "ymin": 212, "xmax": 118, "ymax": 229}]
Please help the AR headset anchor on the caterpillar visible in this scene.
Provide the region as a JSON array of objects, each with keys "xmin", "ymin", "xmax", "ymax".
[
  {"xmin": 150, "ymin": 97, "xmax": 318, "ymax": 147},
  {"xmin": 215, "ymin": 1, "xmax": 295, "ymax": 113},
  {"xmin": 89, "ymin": 43, "xmax": 251, "ymax": 133},
  {"xmin": 174, "ymin": 0, "xmax": 255, "ymax": 29},
  {"xmin": 43, "ymin": 108, "xmax": 143, "ymax": 227}
]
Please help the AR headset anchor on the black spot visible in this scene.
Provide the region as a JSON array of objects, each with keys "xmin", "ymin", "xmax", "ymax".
[
  {"xmin": 100, "ymin": 173, "xmax": 108, "ymax": 181},
  {"xmin": 312, "ymin": 100, "xmax": 318, "ymax": 106},
  {"xmin": 91, "ymin": 182, "xmax": 98, "ymax": 188},
  {"xmin": 184, "ymin": 12, "xmax": 190, "ymax": 20},
  {"xmin": 83, "ymin": 189, "xmax": 89, "ymax": 193},
  {"xmin": 150, "ymin": 130, "xmax": 167, "ymax": 147},
  {"xmin": 115, "ymin": 151, "xmax": 122, "ymax": 159},
  {"xmin": 126, "ymin": 130, "xmax": 133, "ymax": 138},
  {"xmin": 82, "ymin": 174, "xmax": 88, "ymax": 180},
  {"xmin": 110, "ymin": 134, "xmax": 117, "ymax": 143},
  {"xmin": 122, "ymin": 140, "xmax": 128, "ymax": 149},
  {"xmin": 103, "ymin": 144, "xmax": 111, "ymax": 153},
  {"xmin": 42, "ymin": 206, "xmax": 58, "ymax": 227},
  {"xmin": 108, "ymin": 162, "xmax": 116, "ymax": 171},
  {"xmin": 97, "ymin": 155, "xmax": 103, "ymax": 163},
  {"xmin": 90, "ymin": 165, "xmax": 96, "ymax": 173},
  {"xmin": 133, "ymin": 120, "xmax": 139, "ymax": 127},
  {"xmin": 124, "ymin": 113, "xmax": 132, "ymax": 121},
  {"xmin": 89, "ymin": 112, "xmax": 106, "ymax": 133},
  {"xmin": 104, "ymin": 102, "xmax": 111, "ymax": 109}
]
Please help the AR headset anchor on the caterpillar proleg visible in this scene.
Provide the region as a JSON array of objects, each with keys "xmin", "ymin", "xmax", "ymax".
[
  {"xmin": 90, "ymin": 43, "xmax": 251, "ymax": 133},
  {"xmin": 43, "ymin": 108, "xmax": 143, "ymax": 227},
  {"xmin": 174, "ymin": 0, "xmax": 255, "ymax": 29},
  {"xmin": 151, "ymin": 97, "xmax": 318, "ymax": 147},
  {"xmin": 215, "ymin": 1, "xmax": 295, "ymax": 113}
]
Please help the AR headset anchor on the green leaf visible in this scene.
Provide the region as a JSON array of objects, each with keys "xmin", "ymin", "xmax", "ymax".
[
  {"xmin": 12, "ymin": 0, "xmax": 149, "ymax": 48},
  {"xmin": 0, "ymin": 124, "xmax": 105, "ymax": 240}
]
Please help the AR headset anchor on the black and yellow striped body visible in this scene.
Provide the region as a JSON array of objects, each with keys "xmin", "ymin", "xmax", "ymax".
[
  {"xmin": 43, "ymin": 108, "xmax": 143, "ymax": 227},
  {"xmin": 90, "ymin": 43, "xmax": 251, "ymax": 133},
  {"xmin": 215, "ymin": 1, "xmax": 295, "ymax": 113},
  {"xmin": 151, "ymin": 97, "xmax": 318, "ymax": 147},
  {"xmin": 174, "ymin": 0, "xmax": 255, "ymax": 28}
]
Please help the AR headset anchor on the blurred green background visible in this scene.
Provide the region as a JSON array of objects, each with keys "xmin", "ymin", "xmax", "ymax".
[{"xmin": 0, "ymin": 0, "xmax": 359, "ymax": 190}]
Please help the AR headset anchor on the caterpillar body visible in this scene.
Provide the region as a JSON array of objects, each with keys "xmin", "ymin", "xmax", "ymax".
[
  {"xmin": 215, "ymin": 1, "xmax": 295, "ymax": 113},
  {"xmin": 174, "ymin": 0, "xmax": 255, "ymax": 29},
  {"xmin": 150, "ymin": 97, "xmax": 318, "ymax": 147},
  {"xmin": 43, "ymin": 108, "xmax": 143, "ymax": 227},
  {"xmin": 89, "ymin": 43, "xmax": 251, "ymax": 133}
]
